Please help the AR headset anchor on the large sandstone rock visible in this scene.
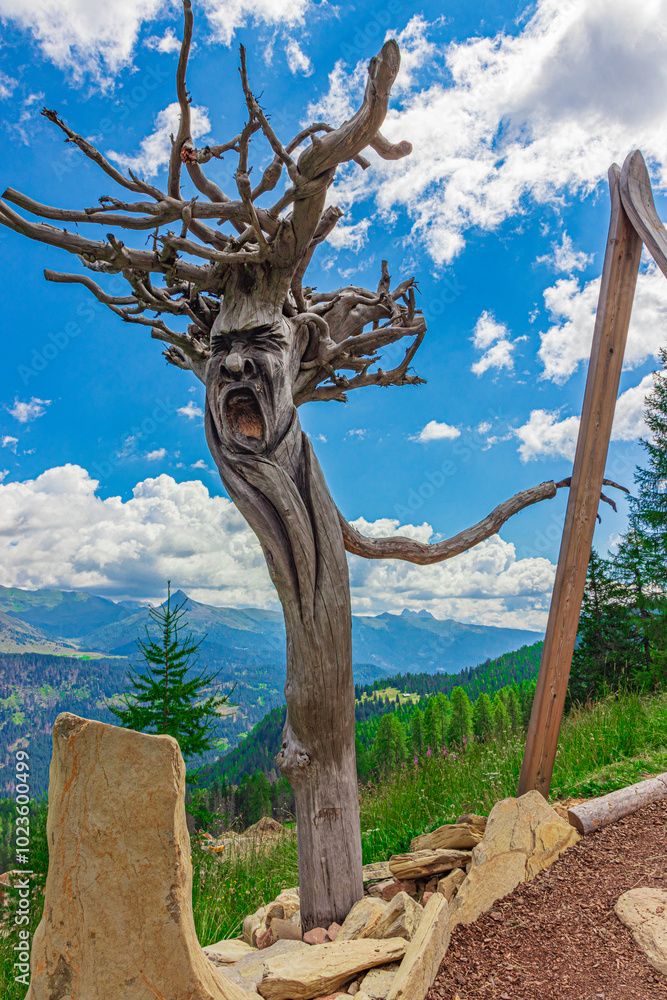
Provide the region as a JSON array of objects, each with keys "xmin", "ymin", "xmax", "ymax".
[
  {"xmin": 257, "ymin": 939, "xmax": 407, "ymax": 1000},
  {"xmin": 363, "ymin": 862, "xmax": 393, "ymax": 882},
  {"xmin": 388, "ymin": 849, "xmax": 470, "ymax": 880},
  {"xmin": 338, "ymin": 897, "xmax": 387, "ymax": 941},
  {"xmin": 410, "ymin": 824, "xmax": 482, "ymax": 852},
  {"xmin": 368, "ymin": 893, "xmax": 422, "ymax": 942},
  {"xmin": 244, "ymin": 907, "xmax": 269, "ymax": 946},
  {"xmin": 450, "ymin": 790, "xmax": 579, "ymax": 928},
  {"xmin": 615, "ymin": 887, "xmax": 667, "ymax": 976},
  {"xmin": 386, "ymin": 893, "xmax": 450, "ymax": 1000},
  {"xmin": 26, "ymin": 713, "xmax": 249, "ymax": 1000}
]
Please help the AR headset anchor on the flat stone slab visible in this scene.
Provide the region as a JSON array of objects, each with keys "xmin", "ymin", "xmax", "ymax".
[
  {"xmin": 257, "ymin": 938, "xmax": 407, "ymax": 1000},
  {"xmin": 386, "ymin": 893, "xmax": 450, "ymax": 1000},
  {"xmin": 410, "ymin": 824, "xmax": 482, "ymax": 852},
  {"xmin": 388, "ymin": 849, "xmax": 470, "ymax": 880},
  {"xmin": 233, "ymin": 939, "xmax": 309, "ymax": 989},
  {"xmin": 615, "ymin": 887, "xmax": 667, "ymax": 976}
]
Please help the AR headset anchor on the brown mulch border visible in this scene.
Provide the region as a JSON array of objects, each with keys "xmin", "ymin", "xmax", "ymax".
[{"xmin": 428, "ymin": 798, "xmax": 667, "ymax": 1000}]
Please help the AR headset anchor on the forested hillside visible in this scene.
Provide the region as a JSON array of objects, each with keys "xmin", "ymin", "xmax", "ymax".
[{"xmin": 201, "ymin": 642, "xmax": 543, "ymax": 790}]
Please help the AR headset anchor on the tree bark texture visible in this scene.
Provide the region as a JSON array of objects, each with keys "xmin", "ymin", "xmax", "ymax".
[{"xmin": 205, "ymin": 324, "xmax": 362, "ymax": 930}]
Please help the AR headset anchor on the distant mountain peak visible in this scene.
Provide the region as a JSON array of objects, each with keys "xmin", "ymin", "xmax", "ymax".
[
  {"xmin": 400, "ymin": 608, "xmax": 435, "ymax": 619},
  {"xmin": 168, "ymin": 589, "xmax": 190, "ymax": 605}
]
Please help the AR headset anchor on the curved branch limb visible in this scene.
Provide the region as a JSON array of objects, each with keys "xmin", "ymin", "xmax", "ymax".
[
  {"xmin": 3, "ymin": 187, "xmax": 181, "ymax": 230},
  {"xmin": 619, "ymin": 148, "xmax": 667, "ymax": 280},
  {"xmin": 40, "ymin": 108, "xmax": 166, "ymax": 201},
  {"xmin": 297, "ymin": 40, "xmax": 406, "ymax": 180},
  {"xmin": 369, "ymin": 131, "xmax": 412, "ymax": 160},
  {"xmin": 339, "ymin": 482, "xmax": 560, "ymax": 564},
  {"xmin": 43, "ymin": 269, "xmax": 137, "ymax": 305}
]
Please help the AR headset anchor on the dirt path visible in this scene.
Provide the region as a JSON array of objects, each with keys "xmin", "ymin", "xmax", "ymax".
[{"xmin": 428, "ymin": 799, "xmax": 667, "ymax": 1000}]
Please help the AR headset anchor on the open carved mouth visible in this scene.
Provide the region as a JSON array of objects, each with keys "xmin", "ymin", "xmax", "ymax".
[{"xmin": 223, "ymin": 387, "xmax": 265, "ymax": 448}]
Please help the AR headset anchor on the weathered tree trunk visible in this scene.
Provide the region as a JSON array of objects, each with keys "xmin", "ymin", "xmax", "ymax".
[{"xmin": 205, "ymin": 322, "xmax": 363, "ymax": 930}]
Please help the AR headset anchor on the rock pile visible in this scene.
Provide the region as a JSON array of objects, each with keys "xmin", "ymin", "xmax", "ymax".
[{"xmin": 208, "ymin": 796, "xmax": 579, "ymax": 1000}]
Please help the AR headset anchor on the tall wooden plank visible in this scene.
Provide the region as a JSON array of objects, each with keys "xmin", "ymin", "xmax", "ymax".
[{"xmin": 517, "ymin": 165, "xmax": 642, "ymax": 797}]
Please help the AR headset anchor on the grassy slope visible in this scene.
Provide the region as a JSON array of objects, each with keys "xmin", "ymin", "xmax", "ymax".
[{"xmin": 2, "ymin": 688, "xmax": 665, "ymax": 998}]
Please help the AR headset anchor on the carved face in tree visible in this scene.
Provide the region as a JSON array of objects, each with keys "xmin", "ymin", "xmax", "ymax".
[{"xmin": 206, "ymin": 319, "xmax": 305, "ymax": 458}]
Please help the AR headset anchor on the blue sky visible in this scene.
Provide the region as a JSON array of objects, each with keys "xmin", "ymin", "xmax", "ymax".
[{"xmin": 1, "ymin": 0, "xmax": 667, "ymax": 628}]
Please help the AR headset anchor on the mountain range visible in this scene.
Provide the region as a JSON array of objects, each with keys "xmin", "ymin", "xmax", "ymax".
[{"xmin": 0, "ymin": 585, "xmax": 542, "ymax": 677}]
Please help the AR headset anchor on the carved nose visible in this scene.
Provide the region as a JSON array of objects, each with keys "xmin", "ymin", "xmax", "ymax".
[
  {"xmin": 226, "ymin": 352, "xmax": 244, "ymax": 373},
  {"xmin": 223, "ymin": 353, "xmax": 256, "ymax": 380}
]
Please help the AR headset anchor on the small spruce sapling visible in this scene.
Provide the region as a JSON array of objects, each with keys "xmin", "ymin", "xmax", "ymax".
[{"xmin": 107, "ymin": 583, "xmax": 232, "ymax": 821}]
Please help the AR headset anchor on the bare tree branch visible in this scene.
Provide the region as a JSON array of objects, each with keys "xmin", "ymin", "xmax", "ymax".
[
  {"xmin": 168, "ymin": 0, "xmax": 194, "ymax": 200},
  {"xmin": 339, "ymin": 482, "xmax": 561, "ymax": 564},
  {"xmin": 40, "ymin": 108, "xmax": 166, "ymax": 201}
]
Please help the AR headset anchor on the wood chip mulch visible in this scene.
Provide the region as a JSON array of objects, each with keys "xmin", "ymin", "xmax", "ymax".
[{"xmin": 428, "ymin": 798, "xmax": 667, "ymax": 1000}]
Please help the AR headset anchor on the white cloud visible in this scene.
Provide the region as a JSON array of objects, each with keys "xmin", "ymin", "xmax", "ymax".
[
  {"xmin": 411, "ymin": 420, "xmax": 461, "ymax": 443},
  {"xmin": 0, "ymin": 465, "xmax": 555, "ymax": 627},
  {"xmin": 515, "ymin": 409, "xmax": 580, "ymax": 463},
  {"xmin": 199, "ymin": 0, "xmax": 312, "ymax": 47},
  {"xmin": 538, "ymin": 262, "xmax": 667, "ymax": 383},
  {"xmin": 472, "ymin": 340, "xmax": 516, "ymax": 377},
  {"xmin": 347, "ymin": 517, "xmax": 555, "ymax": 630},
  {"xmin": 0, "ymin": 0, "xmax": 313, "ymax": 85},
  {"xmin": 191, "ymin": 459, "xmax": 208, "ymax": 469},
  {"xmin": 470, "ymin": 311, "xmax": 515, "ymax": 376},
  {"xmin": 306, "ymin": 59, "xmax": 362, "ymax": 127},
  {"xmin": 1, "ymin": 436, "xmax": 18, "ymax": 451},
  {"xmin": 285, "ymin": 38, "xmax": 312, "ymax": 76},
  {"xmin": 326, "ymin": 220, "xmax": 370, "ymax": 251},
  {"xmin": 0, "ymin": 0, "xmax": 164, "ymax": 86},
  {"xmin": 108, "ymin": 102, "xmax": 211, "ymax": 178},
  {"xmin": 515, "ymin": 372, "xmax": 657, "ymax": 461},
  {"xmin": 145, "ymin": 448, "xmax": 166, "ymax": 461},
  {"xmin": 177, "ymin": 401, "xmax": 204, "ymax": 420},
  {"xmin": 8, "ymin": 398, "xmax": 51, "ymax": 423},
  {"xmin": 536, "ymin": 232, "xmax": 593, "ymax": 273},
  {"xmin": 346, "ymin": 428, "xmax": 367, "ymax": 439},
  {"xmin": 389, "ymin": 16, "xmax": 438, "ymax": 93},
  {"xmin": 0, "ymin": 470, "xmax": 8, "ymax": 482},
  {"xmin": 144, "ymin": 29, "xmax": 181, "ymax": 54},
  {"xmin": 0, "ymin": 71, "xmax": 17, "ymax": 99},
  {"xmin": 612, "ymin": 373, "xmax": 655, "ymax": 440},
  {"xmin": 314, "ymin": 0, "xmax": 667, "ymax": 264}
]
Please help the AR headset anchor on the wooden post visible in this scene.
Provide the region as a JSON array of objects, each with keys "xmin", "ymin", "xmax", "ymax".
[{"xmin": 517, "ymin": 164, "xmax": 642, "ymax": 798}]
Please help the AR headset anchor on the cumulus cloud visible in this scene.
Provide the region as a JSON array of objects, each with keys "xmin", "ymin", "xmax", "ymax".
[
  {"xmin": 470, "ymin": 311, "xmax": 516, "ymax": 376},
  {"xmin": 0, "ymin": 465, "xmax": 556, "ymax": 627},
  {"xmin": 285, "ymin": 38, "xmax": 312, "ymax": 76},
  {"xmin": 0, "ymin": 0, "xmax": 313, "ymax": 84},
  {"xmin": 326, "ymin": 220, "xmax": 370, "ymax": 251},
  {"xmin": 177, "ymin": 401, "xmax": 204, "ymax": 420},
  {"xmin": 538, "ymin": 262, "xmax": 667, "ymax": 383},
  {"xmin": 515, "ymin": 373, "xmax": 657, "ymax": 461},
  {"xmin": 145, "ymin": 448, "xmax": 166, "ymax": 461},
  {"xmin": 411, "ymin": 420, "xmax": 461, "ymax": 443},
  {"xmin": 144, "ymin": 29, "xmax": 181, "ymax": 54},
  {"xmin": 347, "ymin": 517, "xmax": 555, "ymax": 630},
  {"xmin": 1, "ymin": 436, "xmax": 18, "ymax": 451},
  {"xmin": 536, "ymin": 232, "xmax": 593, "ymax": 273},
  {"xmin": 0, "ymin": 71, "xmax": 17, "ymax": 99},
  {"xmin": 108, "ymin": 102, "xmax": 211, "ymax": 178},
  {"xmin": 309, "ymin": 0, "xmax": 667, "ymax": 263},
  {"xmin": 8, "ymin": 398, "xmax": 51, "ymax": 423}
]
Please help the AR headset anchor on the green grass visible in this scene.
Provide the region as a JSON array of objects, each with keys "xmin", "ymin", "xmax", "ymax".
[{"xmin": 1, "ymin": 688, "xmax": 666, "ymax": 996}]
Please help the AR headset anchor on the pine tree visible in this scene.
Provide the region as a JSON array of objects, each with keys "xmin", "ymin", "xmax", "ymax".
[
  {"xmin": 422, "ymin": 697, "xmax": 442, "ymax": 752},
  {"xmin": 569, "ymin": 550, "xmax": 638, "ymax": 704},
  {"xmin": 410, "ymin": 709, "xmax": 424, "ymax": 758},
  {"xmin": 373, "ymin": 713, "xmax": 406, "ymax": 773},
  {"xmin": 107, "ymin": 583, "xmax": 230, "ymax": 770},
  {"xmin": 447, "ymin": 687, "xmax": 473, "ymax": 748},
  {"xmin": 472, "ymin": 692, "xmax": 494, "ymax": 742},
  {"xmin": 493, "ymin": 693, "xmax": 510, "ymax": 739}
]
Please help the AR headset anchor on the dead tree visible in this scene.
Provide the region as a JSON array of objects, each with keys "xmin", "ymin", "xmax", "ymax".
[{"xmin": 0, "ymin": 1, "xmax": 623, "ymax": 929}]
